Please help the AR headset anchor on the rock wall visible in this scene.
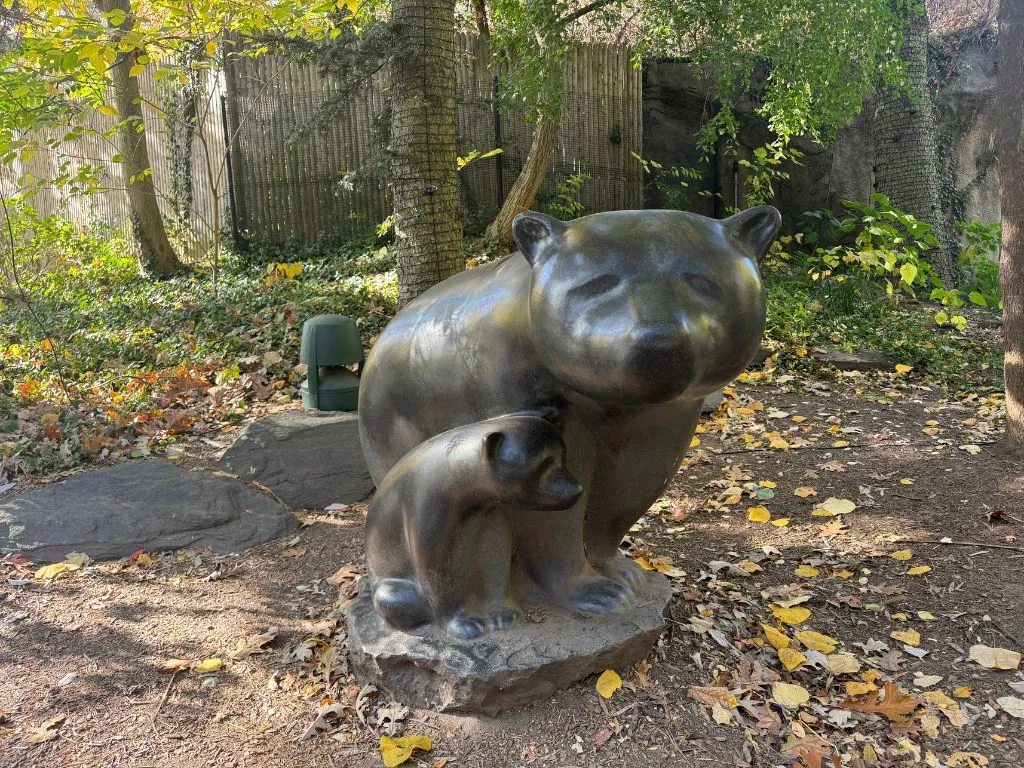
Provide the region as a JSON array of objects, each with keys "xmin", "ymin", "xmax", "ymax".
[{"xmin": 642, "ymin": 40, "xmax": 999, "ymax": 230}]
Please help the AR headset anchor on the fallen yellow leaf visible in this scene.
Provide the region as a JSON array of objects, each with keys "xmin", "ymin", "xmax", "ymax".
[
  {"xmin": 907, "ymin": 565, "xmax": 932, "ymax": 576},
  {"xmin": 954, "ymin": 686, "xmax": 973, "ymax": 698},
  {"xmin": 845, "ymin": 681, "xmax": 877, "ymax": 696},
  {"xmin": 894, "ymin": 364, "xmax": 912, "ymax": 374},
  {"xmin": 759, "ymin": 480, "xmax": 777, "ymax": 488},
  {"xmin": 770, "ymin": 438, "xmax": 790, "ymax": 450},
  {"xmin": 761, "ymin": 624, "xmax": 790, "ymax": 650},
  {"xmin": 778, "ymin": 647, "xmax": 806, "ymax": 671},
  {"xmin": 771, "ymin": 682, "xmax": 810, "ymax": 708},
  {"xmin": 811, "ymin": 497, "xmax": 857, "ymax": 517},
  {"xmin": 795, "ymin": 630, "xmax": 837, "ymax": 654},
  {"xmin": 890, "ymin": 550, "xmax": 913, "ymax": 561},
  {"xmin": 595, "ymin": 669, "xmax": 622, "ymax": 699},
  {"xmin": 770, "ymin": 605, "xmax": 812, "ymax": 625},
  {"xmin": 633, "ymin": 557, "xmax": 655, "ymax": 571},
  {"xmin": 917, "ymin": 611, "xmax": 936, "ymax": 621},
  {"xmin": 832, "ymin": 440, "xmax": 850, "ymax": 448},
  {"xmin": 834, "ymin": 569, "xmax": 854, "ymax": 579},
  {"xmin": 34, "ymin": 563, "xmax": 72, "ymax": 580},
  {"xmin": 827, "ymin": 654, "xmax": 861, "ymax": 675},
  {"xmin": 689, "ymin": 436, "xmax": 701, "ymax": 448},
  {"xmin": 793, "ymin": 565, "xmax": 819, "ymax": 578},
  {"xmin": 890, "ymin": 628, "xmax": 921, "ymax": 647},
  {"xmin": 379, "ymin": 735, "xmax": 432, "ymax": 767},
  {"xmin": 747, "ymin": 506, "xmax": 771, "ymax": 523},
  {"xmin": 194, "ymin": 657, "xmax": 222, "ymax": 673},
  {"xmin": 793, "ymin": 487, "xmax": 817, "ymax": 498},
  {"xmin": 770, "ymin": 518, "xmax": 790, "ymax": 527}
]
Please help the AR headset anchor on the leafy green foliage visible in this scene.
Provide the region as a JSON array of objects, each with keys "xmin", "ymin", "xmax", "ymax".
[
  {"xmin": 632, "ymin": 153, "xmax": 703, "ymax": 211},
  {"xmin": 762, "ymin": 196, "xmax": 1003, "ymax": 393},
  {"xmin": 1, "ymin": 228, "xmax": 395, "ymax": 477},
  {"xmin": 956, "ymin": 219, "xmax": 1002, "ymax": 308},
  {"xmin": 764, "ymin": 276, "xmax": 1003, "ymax": 395},
  {"xmin": 543, "ymin": 172, "xmax": 591, "ymax": 220},
  {"xmin": 775, "ymin": 194, "xmax": 1004, "ymax": 331}
]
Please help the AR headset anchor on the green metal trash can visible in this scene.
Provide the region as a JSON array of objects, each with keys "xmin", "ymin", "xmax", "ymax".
[{"xmin": 299, "ymin": 315, "xmax": 363, "ymax": 411}]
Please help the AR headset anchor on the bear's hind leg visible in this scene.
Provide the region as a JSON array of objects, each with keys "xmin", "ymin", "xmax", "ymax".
[{"xmin": 372, "ymin": 578, "xmax": 431, "ymax": 631}]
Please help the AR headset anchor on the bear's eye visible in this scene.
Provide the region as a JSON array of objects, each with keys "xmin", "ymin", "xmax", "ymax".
[
  {"xmin": 684, "ymin": 273, "xmax": 719, "ymax": 296},
  {"xmin": 566, "ymin": 274, "xmax": 620, "ymax": 300}
]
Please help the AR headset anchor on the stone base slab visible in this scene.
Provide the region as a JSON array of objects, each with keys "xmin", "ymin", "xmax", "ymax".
[{"xmin": 346, "ymin": 572, "xmax": 672, "ymax": 714}]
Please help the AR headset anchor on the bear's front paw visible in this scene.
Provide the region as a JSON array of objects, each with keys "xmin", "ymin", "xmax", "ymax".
[
  {"xmin": 447, "ymin": 613, "xmax": 489, "ymax": 640},
  {"xmin": 596, "ymin": 552, "xmax": 647, "ymax": 593},
  {"xmin": 487, "ymin": 607, "xmax": 522, "ymax": 632},
  {"xmin": 566, "ymin": 575, "xmax": 637, "ymax": 615}
]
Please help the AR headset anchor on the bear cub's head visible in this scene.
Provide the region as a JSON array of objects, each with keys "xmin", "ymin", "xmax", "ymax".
[
  {"xmin": 513, "ymin": 206, "xmax": 781, "ymax": 405},
  {"xmin": 481, "ymin": 416, "xmax": 583, "ymax": 512}
]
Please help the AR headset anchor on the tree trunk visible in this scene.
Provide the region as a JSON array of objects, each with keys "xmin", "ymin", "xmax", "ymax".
[
  {"xmin": 872, "ymin": 5, "xmax": 956, "ymax": 285},
  {"xmin": 998, "ymin": 0, "xmax": 1024, "ymax": 454},
  {"xmin": 389, "ymin": 0, "xmax": 463, "ymax": 306},
  {"xmin": 485, "ymin": 113, "xmax": 560, "ymax": 249},
  {"xmin": 99, "ymin": 0, "xmax": 183, "ymax": 277}
]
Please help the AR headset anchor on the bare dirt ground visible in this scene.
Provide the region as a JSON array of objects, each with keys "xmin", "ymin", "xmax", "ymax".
[{"xmin": 2, "ymin": 373, "xmax": 1023, "ymax": 768}]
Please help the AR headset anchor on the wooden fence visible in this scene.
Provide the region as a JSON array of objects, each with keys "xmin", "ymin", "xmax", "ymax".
[{"xmin": 6, "ymin": 35, "xmax": 643, "ymax": 261}]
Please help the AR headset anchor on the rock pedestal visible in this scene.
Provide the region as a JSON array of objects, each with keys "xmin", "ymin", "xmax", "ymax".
[
  {"xmin": 346, "ymin": 572, "xmax": 672, "ymax": 714},
  {"xmin": 217, "ymin": 410, "xmax": 374, "ymax": 509}
]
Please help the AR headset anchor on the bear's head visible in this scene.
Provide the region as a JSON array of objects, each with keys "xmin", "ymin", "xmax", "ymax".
[
  {"xmin": 513, "ymin": 206, "xmax": 780, "ymax": 405},
  {"xmin": 481, "ymin": 416, "xmax": 583, "ymax": 511}
]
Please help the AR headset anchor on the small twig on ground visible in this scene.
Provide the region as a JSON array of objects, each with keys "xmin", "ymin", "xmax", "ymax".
[
  {"xmin": 896, "ymin": 538, "xmax": 1024, "ymax": 554},
  {"xmin": 151, "ymin": 669, "xmax": 178, "ymax": 733},
  {"xmin": 989, "ymin": 620, "xmax": 1024, "ymax": 651}
]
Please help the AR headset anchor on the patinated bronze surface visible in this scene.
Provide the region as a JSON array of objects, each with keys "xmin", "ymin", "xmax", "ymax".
[{"xmin": 358, "ymin": 206, "xmax": 780, "ymax": 634}]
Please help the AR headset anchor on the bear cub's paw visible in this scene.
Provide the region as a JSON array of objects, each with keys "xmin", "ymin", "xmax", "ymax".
[
  {"xmin": 487, "ymin": 607, "xmax": 522, "ymax": 632},
  {"xmin": 446, "ymin": 612, "xmax": 490, "ymax": 640}
]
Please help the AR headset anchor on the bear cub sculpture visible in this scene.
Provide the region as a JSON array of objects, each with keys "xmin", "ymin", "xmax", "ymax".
[
  {"xmin": 359, "ymin": 205, "xmax": 781, "ymax": 633},
  {"xmin": 365, "ymin": 416, "xmax": 582, "ymax": 639}
]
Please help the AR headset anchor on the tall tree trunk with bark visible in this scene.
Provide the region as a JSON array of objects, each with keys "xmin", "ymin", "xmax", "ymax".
[
  {"xmin": 998, "ymin": 0, "xmax": 1024, "ymax": 454},
  {"xmin": 872, "ymin": 4, "xmax": 956, "ymax": 285},
  {"xmin": 485, "ymin": 113, "xmax": 560, "ymax": 249},
  {"xmin": 99, "ymin": 0, "xmax": 183, "ymax": 277},
  {"xmin": 389, "ymin": 0, "xmax": 463, "ymax": 305}
]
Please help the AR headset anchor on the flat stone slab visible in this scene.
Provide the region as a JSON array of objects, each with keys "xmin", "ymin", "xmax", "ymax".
[
  {"xmin": 217, "ymin": 410, "xmax": 373, "ymax": 509},
  {"xmin": 347, "ymin": 572, "xmax": 672, "ymax": 714},
  {"xmin": 0, "ymin": 460, "xmax": 298, "ymax": 563},
  {"xmin": 813, "ymin": 348, "xmax": 892, "ymax": 371}
]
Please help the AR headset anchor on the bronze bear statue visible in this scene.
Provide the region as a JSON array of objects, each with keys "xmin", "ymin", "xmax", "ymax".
[
  {"xmin": 365, "ymin": 416, "xmax": 582, "ymax": 639},
  {"xmin": 358, "ymin": 206, "xmax": 780, "ymax": 628}
]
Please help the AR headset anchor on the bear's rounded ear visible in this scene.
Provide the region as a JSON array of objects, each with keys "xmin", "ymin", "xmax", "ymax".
[
  {"xmin": 722, "ymin": 206, "xmax": 782, "ymax": 262},
  {"xmin": 513, "ymin": 212, "xmax": 566, "ymax": 266},
  {"xmin": 482, "ymin": 431, "xmax": 505, "ymax": 461}
]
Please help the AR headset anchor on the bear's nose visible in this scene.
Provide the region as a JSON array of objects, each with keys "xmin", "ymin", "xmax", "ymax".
[{"xmin": 629, "ymin": 324, "xmax": 683, "ymax": 349}]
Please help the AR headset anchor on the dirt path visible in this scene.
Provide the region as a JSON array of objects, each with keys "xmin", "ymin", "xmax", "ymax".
[{"xmin": 2, "ymin": 378, "xmax": 1023, "ymax": 768}]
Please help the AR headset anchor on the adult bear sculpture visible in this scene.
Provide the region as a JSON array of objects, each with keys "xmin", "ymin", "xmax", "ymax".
[{"xmin": 358, "ymin": 206, "xmax": 780, "ymax": 618}]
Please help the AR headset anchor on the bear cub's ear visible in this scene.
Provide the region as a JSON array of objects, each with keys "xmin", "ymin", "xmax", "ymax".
[
  {"xmin": 483, "ymin": 431, "xmax": 505, "ymax": 461},
  {"xmin": 513, "ymin": 212, "xmax": 566, "ymax": 266},
  {"xmin": 722, "ymin": 206, "xmax": 782, "ymax": 262}
]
